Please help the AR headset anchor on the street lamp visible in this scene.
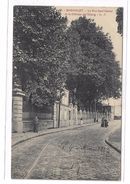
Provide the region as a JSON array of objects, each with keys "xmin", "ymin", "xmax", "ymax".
[
  {"xmin": 58, "ymin": 92, "xmax": 61, "ymax": 128},
  {"xmin": 57, "ymin": 89, "xmax": 65, "ymax": 128},
  {"xmin": 94, "ymin": 89, "xmax": 99, "ymax": 122},
  {"xmin": 94, "ymin": 99, "xmax": 96, "ymax": 122}
]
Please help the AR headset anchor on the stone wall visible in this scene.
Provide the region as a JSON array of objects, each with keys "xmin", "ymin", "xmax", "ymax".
[
  {"xmin": 22, "ymin": 112, "xmax": 54, "ymax": 132},
  {"xmin": 12, "ymin": 84, "xmax": 54, "ymax": 133},
  {"xmin": 54, "ymin": 102, "xmax": 103, "ymax": 128},
  {"xmin": 23, "ymin": 119, "xmax": 53, "ymax": 132},
  {"xmin": 12, "ymin": 86, "xmax": 104, "ymax": 133}
]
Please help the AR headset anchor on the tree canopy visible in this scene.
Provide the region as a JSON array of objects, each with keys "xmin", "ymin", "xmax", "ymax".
[
  {"xmin": 13, "ymin": 6, "xmax": 69, "ymax": 107},
  {"xmin": 116, "ymin": 7, "xmax": 123, "ymax": 36},
  {"xmin": 66, "ymin": 17, "xmax": 121, "ymax": 109},
  {"xmin": 13, "ymin": 7, "xmax": 121, "ymax": 110}
]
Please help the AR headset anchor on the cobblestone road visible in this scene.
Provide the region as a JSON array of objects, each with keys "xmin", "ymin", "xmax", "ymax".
[{"xmin": 12, "ymin": 120, "xmax": 121, "ymax": 180}]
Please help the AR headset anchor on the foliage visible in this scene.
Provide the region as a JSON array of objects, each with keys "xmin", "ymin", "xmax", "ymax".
[
  {"xmin": 13, "ymin": 8, "xmax": 121, "ymax": 110},
  {"xmin": 66, "ymin": 17, "xmax": 121, "ymax": 109},
  {"xmin": 116, "ymin": 8, "xmax": 123, "ymax": 36},
  {"xmin": 13, "ymin": 6, "xmax": 69, "ymax": 107}
]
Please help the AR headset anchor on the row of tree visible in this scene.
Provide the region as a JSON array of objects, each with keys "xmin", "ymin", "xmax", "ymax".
[{"xmin": 13, "ymin": 6, "xmax": 122, "ymax": 110}]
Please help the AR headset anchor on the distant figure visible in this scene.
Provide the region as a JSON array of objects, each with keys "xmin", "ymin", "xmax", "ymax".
[
  {"xmin": 33, "ymin": 115, "xmax": 39, "ymax": 133},
  {"xmin": 94, "ymin": 117, "xmax": 98, "ymax": 123},
  {"xmin": 80, "ymin": 118, "xmax": 83, "ymax": 124},
  {"xmin": 101, "ymin": 116, "xmax": 109, "ymax": 127}
]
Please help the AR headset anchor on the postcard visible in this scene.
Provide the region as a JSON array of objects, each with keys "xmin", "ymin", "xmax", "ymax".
[{"xmin": 3, "ymin": 0, "xmax": 128, "ymax": 183}]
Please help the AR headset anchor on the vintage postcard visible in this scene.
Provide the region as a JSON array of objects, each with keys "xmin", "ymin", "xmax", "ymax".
[{"xmin": 4, "ymin": 0, "xmax": 128, "ymax": 182}]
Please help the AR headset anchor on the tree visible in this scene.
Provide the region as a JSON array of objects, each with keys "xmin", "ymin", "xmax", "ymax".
[
  {"xmin": 13, "ymin": 8, "xmax": 121, "ymax": 110},
  {"xmin": 66, "ymin": 17, "xmax": 121, "ymax": 109},
  {"xmin": 116, "ymin": 7, "xmax": 123, "ymax": 36},
  {"xmin": 13, "ymin": 6, "xmax": 69, "ymax": 107}
]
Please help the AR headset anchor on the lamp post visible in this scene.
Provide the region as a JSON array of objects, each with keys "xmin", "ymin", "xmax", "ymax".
[
  {"xmin": 57, "ymin": 89, "xmax": 65, "ymax": 128},
  {"xmin": 94, "ymin": 99, "xmax": 97, "ymax": 122},
  {"xmin": 58, "ymin": 95, "xmax": 61, "ymax": 128},
  {"xmin": 94, "ymin": 89, "xmax": 99, "ymax": 122}
]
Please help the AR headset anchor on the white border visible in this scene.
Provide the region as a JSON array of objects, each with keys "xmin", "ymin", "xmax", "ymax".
[
  {"xmin": 124, "ymin": 1, "xmax": 130, "ymax": 183},
  {"xmin": 0, "ymin": 0, "xmax": 8, "ymax": 183},
  {"xmin": 2, "ymin": 0, "xmax": 128, "ymax": 184},
  {"xmin": 8, "ymin": 0, "xmax": 128, "ymax": 7}
]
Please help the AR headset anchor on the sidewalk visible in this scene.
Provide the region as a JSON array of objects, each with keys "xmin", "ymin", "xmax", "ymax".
[
  {"xmin": 105, "ymin": 122, "xmax": 121, "ymax": 153},
  {"xmin": 12, "ymin": 122, "xmax": 96, "ymax": 147}
]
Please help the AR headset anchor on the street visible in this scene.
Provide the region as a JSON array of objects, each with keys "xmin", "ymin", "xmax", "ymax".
[{"xmin": 11, "ymin": 120, "xmax": 121, "ymax": 180}]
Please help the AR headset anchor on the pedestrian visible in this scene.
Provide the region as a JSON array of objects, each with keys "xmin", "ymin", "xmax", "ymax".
[
  {"xmin": 80, "ymin": 117, "xmax": 83, "ymax": 124},
  {"xmin": 33, "ymin": 114, "xmax": 39, "ymax": 133},
  {"xmin": 101, "ymin": 116, "xmax": 108, "ymax": 127},
  {"xmin": 101, "ymin": 116, "xmax": 105, "ymax": 127}
]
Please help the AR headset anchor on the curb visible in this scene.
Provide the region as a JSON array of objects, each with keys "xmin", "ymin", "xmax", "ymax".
[
  {"xmin": 105, "ymin": 139, "xmax": 121, "ymax": 154},
  {"xmin": 12, "ymin": 123, "xmax": 98, "ymax": 147}
]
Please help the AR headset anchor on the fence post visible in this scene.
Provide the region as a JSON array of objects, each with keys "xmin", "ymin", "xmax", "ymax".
[
  {"xmin": 74, "ymin": 104, "xmax": 78, "ymax": 125},
  {"xmin": 53, "ymin": 103, "xmax": 57, "ymax": 128}
]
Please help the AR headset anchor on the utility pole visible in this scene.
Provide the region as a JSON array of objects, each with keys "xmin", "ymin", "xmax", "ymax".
[
  {"xmin": 58, "ymin": 99, "xmax": 61, "ymax": 128},
  {"xmin": 94, "ymin": 99, "xmax": 96, "ymax": 122},
  {"xmin": 57, "ymin": 89, "xmax": 64, "ymax": 128},
  {"xmin": 94, "ymin": 89, "xmax": 98, "ymax": 122}
]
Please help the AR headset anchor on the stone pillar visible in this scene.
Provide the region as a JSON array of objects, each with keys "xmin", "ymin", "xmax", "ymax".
[
  {"xmin": 74, "ymin": 104, "xmax": 78, "ymax": 125},
  {"xmin": 12, "ymin": 84, "xmax": 25, "ymax": 133},
  {"xmin": 69, "ymin": 103, "xmax": 73, "ymax": 126},
  {"xmin": 83, "ymin": 110, "xmax": 87, "ymax": 123},
  {"xmin": 53, "ymin": 103, "xmax": 57, "ymax": 128},
  {"xmin": 87, "ymin": 111, "xmax": 89, "ymax": 119}
]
